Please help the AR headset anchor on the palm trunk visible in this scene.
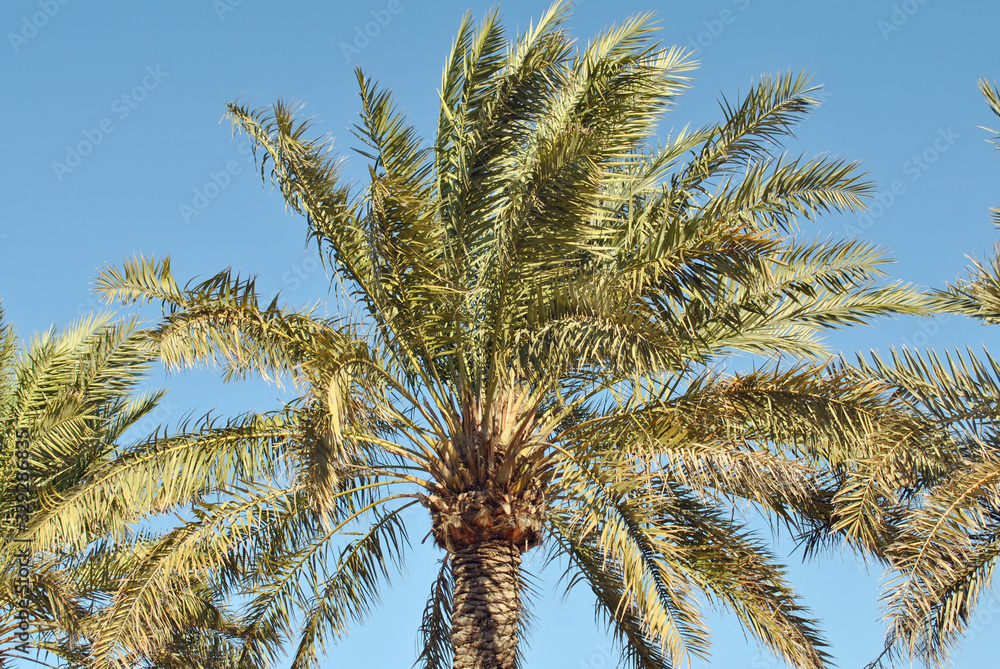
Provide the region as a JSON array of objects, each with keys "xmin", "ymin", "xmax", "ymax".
[{"xmin": 450, "ymin": 539, "xmax": 521, "ymax": 669}]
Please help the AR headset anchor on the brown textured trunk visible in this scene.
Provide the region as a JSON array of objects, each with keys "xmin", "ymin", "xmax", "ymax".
[{"xmin": 450, "ymin": 540, "xmax": 521, "ymax": 669}]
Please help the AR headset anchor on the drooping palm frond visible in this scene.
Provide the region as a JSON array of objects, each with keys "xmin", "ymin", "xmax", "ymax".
[
  {"xmin": 851, "ymin": 348, "xmax": 1000, "ymax": 667},
  {"xmin": 548, "ymin": 469, "xmax": 832, "ymax": 669},
  {"xmin": 414, "ymin": 558, "xmax": 454, "ymax": 669}
]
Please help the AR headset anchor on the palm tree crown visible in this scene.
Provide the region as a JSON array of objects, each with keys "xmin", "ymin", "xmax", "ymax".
[{"xmin": 39, "ymin": 4, "xmax": 939, "ymax": 668}]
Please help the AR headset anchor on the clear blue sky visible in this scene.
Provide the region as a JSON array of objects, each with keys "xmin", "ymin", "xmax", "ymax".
[{"xmin": 2, "ymin": 1, "xmax": 1000, "ymax": 667}]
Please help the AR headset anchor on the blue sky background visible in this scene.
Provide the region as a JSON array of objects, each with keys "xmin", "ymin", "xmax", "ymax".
[{"xmin": 2, "ymin": 0, "xmax": 1000, "ymax": 667}]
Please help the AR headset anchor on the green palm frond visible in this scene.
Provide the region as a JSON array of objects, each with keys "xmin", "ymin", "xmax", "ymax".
[
  {"xmin": 414, "ymin": 557, "xmax": 454, "ymax": 669},
  {"xmin": 289, "ymin": 505, "xmax": 411, "ymax": 669},
  {"xmin": 549, "ymin": 466, "xmax": 711, "ymax": 666},
  {"xmin": 549, "ymin": 513, "xmax": 678, "ymax": 669},
  {"xmin": 680, "ymin": 72, "xmax": 825, "ymax": 196}
]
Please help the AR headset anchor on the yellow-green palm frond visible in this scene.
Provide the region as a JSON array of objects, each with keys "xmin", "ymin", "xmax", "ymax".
[
  {"xmin": 930, "ymin": 252, "xmax": 1000, "ymax": 324},
  {"xmin": 223, "ymin": 99, "xmax": 373, "ymax": 310},
  {"xmin": 548, "ymin": 463, "xmax": 830, "ymax": 669},
  {"xmin": 288, "ymin": 505, "xmax": 412, "ymax": 669},
  {"xmin": 551, "ymin": 458, "xmax": 712, "ymax": 666},
  {"xmin": 98, "ymin": 254, "xmax": 358, "ymax": 386},
  {"xmin": 879, "ymin": 458, "xmax": 1000, "ymax": 667},
  {"xmin": 228, "ymin": 485, "xmax": 417, "ymax": 669},
  {"xmin": 567, "ymin": 361, "xmax": 948, "ymax": 560},
  {"xmin": 548, "ymin": 512, "xmax": 678, "ymax": 669},
  {"xmin": 679, "ymin": 72, "xmax": 830, "ymax": 203},
  {"xmin": 856, "ymin": 80, "xmax": 1000, "ymax": 659},
  {"xmin": 27, "ymin": 411, "xmax": 294, "ymax": 552},
  {"xmin": 858, "ymin": 347, "xmax": 1000, "ymax": 667}
]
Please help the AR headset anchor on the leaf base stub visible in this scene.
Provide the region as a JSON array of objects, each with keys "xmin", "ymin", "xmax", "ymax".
[{"xmin": 422, "ymin": 485, "xmax": 545, "ymax": 553}]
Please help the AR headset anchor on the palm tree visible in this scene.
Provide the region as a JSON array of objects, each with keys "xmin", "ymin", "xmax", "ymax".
[
  {"xmin": 44, "ymin": 4, "xmax": 937, "ymax": 668},
  {"xmin": 859, "ymin": 78, "xmax": 1000, "ymax": 668},
  {"xmin": 0, "ymin": 306, "xmax": 245, "ymax": 667}
]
